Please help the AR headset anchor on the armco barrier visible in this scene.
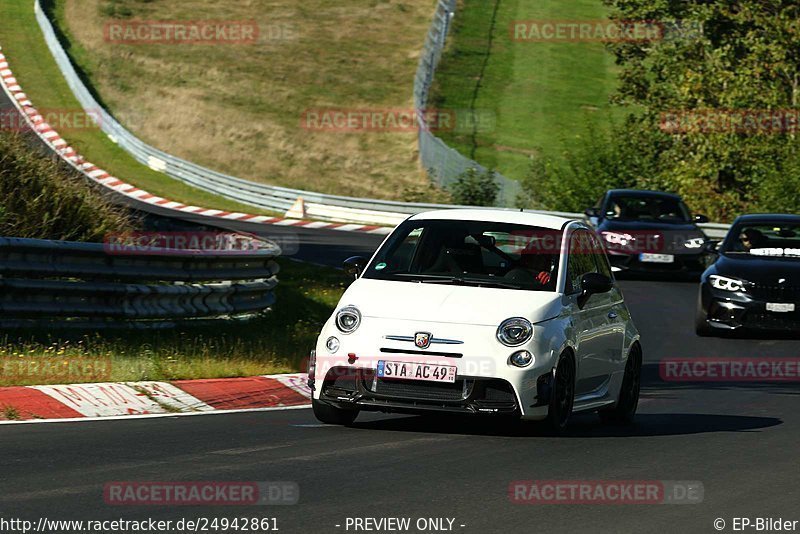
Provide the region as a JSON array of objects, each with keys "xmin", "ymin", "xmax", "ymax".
[
  {"xmin": 0, "ymin": 236, "xmax": 280, "ymax": 326},
  {"xmin": 24, "ymin": 1, "xmax": 730, "ymax": 237}
]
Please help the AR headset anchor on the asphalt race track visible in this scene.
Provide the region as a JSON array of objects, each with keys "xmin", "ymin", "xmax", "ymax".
[
  {"xmin": 4, "ymin": 82, "xmax": 800, "ymax": 533},
  {"xmin": 1, "ymin": 274, "xmax": 799, "ymax": 532}
]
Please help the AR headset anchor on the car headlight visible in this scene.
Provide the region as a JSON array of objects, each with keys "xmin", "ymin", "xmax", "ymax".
[
  {"xmin": 497, "ymin": 317, "xmax": 533, "ymax": 346},
  {"xmin": 684, "ymin": 237, "xmax": 705, "ymax": 249},
  {"xmin": 709, "ymin": 275, "xmax": 748, "ymax": 292},
  {"xmin": 335, "ymin": 305, "xmax": 361, "ymax": 334},
  {"xmin": 601, "ymin": 231, "xmax": 634, "ymax": 246}
]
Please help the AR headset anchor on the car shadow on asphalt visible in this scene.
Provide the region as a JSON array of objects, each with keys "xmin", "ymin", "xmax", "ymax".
[{"xmin": 348, "ymin": 411, "xmax": 781, "ymax": 438}]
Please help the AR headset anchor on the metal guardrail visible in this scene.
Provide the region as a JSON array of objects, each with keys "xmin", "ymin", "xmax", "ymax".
[
  {"xmin": 32, "ymin": 1, "xmax": 477, "ymax": 223},
  {"xmin": 414, "ymin": 0, "xmax": 521, "ymax": 207},
  {"xmin": 0, "ymin": 237, "xmax": 280, "ymax": 326}
]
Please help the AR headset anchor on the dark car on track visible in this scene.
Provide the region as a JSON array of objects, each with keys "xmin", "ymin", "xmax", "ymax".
[
  {"xmin": 696, "ymin": 214, "xmax": 800, "ymax": 336},
  {"xmin": 585, "ymin": 190, "xmax": 709, "ymax": 275}
]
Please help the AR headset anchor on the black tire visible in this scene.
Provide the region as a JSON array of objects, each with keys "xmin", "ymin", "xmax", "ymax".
[
  {"xmin": 695, "ymin": 296, "xmax": 713, "ymax": 337},
  {"xmin": 599, "ymin": 343, "xmax": 641, "ymax": 425},
  {"xmin": 547, "ymin": 352, "xmax": 575, "ymax": 432},
  {"xmin": 312, "ymin": 399, "xmax": 358, "ymax": 425}
]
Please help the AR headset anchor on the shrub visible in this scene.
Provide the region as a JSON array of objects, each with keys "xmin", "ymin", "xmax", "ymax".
[
  {"xmin": 518, "ymin": 120, "xmax": 652, "ymax": 212},
  {"xmin": 448, "ymin": 167, "xmax": 500, "ymax": 206},
  {"xmin": 0, "ymin": 132, "xmax": 136, "ymax": 241}
]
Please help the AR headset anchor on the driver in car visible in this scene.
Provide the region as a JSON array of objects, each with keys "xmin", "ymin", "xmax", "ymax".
[
  {"xmin": 505, "ymin": 240, "xmax": 555, "ymax": 288},
  {"xmin": 739, "ymin": 228, "xmax": 767, "ymax": 252}
]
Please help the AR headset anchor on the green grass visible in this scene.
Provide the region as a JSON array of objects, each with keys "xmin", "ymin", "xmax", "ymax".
[
  {"xmin": 429, "ymin": 0, "xmax": 623, "ymax": 181},
  {"xmin": 0, "ymin": 0, "xmax": 279, "ymax": 216},
  {"xmin": 0, "ymin": 259, "xmax": 347, "ymax": 386},
  {"xmin": 0, "ymin": 131, "xmax": 135, "ymax": 241}
]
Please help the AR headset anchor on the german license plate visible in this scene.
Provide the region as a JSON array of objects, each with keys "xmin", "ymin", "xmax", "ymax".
[
  {"xmin": 376, "ymin": 361, "xmax": 457, "ymax": 383},
  {"xmin": 640, "ymin": 253, "xmax": 675, "ymax": 263},
  {"xmin": 766, "ymin": 302, "xmax": 795, "ymax": 313}
]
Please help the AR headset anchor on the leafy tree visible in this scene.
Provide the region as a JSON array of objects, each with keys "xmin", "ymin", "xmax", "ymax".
[{"xmin": 523, "ymin": 1, "xmax": 800, "ymax": 220}]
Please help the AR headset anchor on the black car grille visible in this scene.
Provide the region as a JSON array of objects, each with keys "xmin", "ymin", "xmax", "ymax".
[
  {"xmin": 749, "ymin": 284, "xmax": 800, "ymax": 302},
  {"xmin": 321, "ymin": 367, "xmax": 363, "ymax": 397},
  {"xmin": 743, "ymin": 311, "xmax": 800, "ymax": 331},
  {"xmin": 473, "ymin": 381, "xmax": 517, "ymax": 410},
  {"xmin": 369, "ymin": 377, "xmax": 469, "ymax": 401}
]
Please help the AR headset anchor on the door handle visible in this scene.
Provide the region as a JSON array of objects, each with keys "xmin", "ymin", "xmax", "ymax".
[{"xmin": 608, "ymin": 311, "xmax": 618, "ymax": 319}]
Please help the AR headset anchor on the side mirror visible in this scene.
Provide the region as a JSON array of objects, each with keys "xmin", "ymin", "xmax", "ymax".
[
  {"xmin": 584, "ymin": 207, "xmax": 599, "ymax": 218},
  {"xmin": 703, "ymin": 240, "xmax": 720, "ymax": 254},
  {"xmin": 343, "ymin": 256, "xmax": 367, "ymax": 279},
  {"xmin": 578, "ymin": 272, "xmax": 613, "ymax": 308},
  {"xmin": 694, "ymin": 214, "xmax": 709, "ymax": 223}
]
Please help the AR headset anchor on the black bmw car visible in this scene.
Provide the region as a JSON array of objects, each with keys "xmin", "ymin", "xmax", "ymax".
[
  {"xmin": 697, "ymin": 214, "xmax": 800, "ymax": 336},
  {"xmin": 585, "ymin": 190, "xmax": 709, "ymax": 274}
]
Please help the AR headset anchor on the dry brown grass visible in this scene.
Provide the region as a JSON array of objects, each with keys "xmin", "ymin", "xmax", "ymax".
[{"xmin": 59, "ymin": 0, "xmax": 436, "ymax": 200}]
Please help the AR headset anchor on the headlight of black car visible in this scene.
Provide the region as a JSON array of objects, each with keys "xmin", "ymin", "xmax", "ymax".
[{"xmin": 709, "ymin": 275, "xmax": 748, "ymax": 292}]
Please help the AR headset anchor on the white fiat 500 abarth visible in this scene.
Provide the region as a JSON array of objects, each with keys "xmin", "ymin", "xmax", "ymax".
[{"xmin": 309, "ymin": 209, "xmax": 642, "ymax": 430}]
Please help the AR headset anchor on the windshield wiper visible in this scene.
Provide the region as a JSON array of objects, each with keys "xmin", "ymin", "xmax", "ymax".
[
  {"xmin": 458, "ymin": 278, "xmax": 524, "ymax": 289},
  {"xmin": 392, "ymin": 273, "xmax": 523, "ymax": 289},
  {"xmin": 393, "ymin": 273, "xmax": 461, "ymax": 283}
]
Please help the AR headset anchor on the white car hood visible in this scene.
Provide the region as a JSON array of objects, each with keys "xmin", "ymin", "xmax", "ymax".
[{"xmin": 339, "ymin": 278, "xmax": 563, "ymax": 326}]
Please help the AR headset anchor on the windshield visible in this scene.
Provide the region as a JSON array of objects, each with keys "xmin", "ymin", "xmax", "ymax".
[
  {"xmin": 362, "ymin": 219, "xmax": 562, "ymax": 291},
  {"xmin": 605, "ymin": 195, "xmax": 691, "ymax": 223},
  {"xmin": 723, "ymin": 222, "xmax": 800, "ymax": 259}
]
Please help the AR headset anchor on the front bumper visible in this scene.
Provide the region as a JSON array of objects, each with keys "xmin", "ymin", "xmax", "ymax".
[
  {"xmin": 312, "ymin": 317, "xmax": 565, "ymax": 419},
  {"xmin": 608, "ymin": 251, "xmax": 705, "ymax": 274},
  {"xmin": 310, "ymin": 363, "xmax": 555, "ymax": 420},
  {"xmin": 700, "ymin": 284, "xmax": 800, "ymax": 332}
]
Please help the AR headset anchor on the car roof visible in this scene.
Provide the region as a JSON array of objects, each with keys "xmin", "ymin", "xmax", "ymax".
[
  {"xmin": 606, "ymin": 189, "xmax": 682, "ymax": 200},
  {"xmin": 408, "ymin": 209, "xmax": 576, "ymax": 230},
  {"xmin": 732, "ymin": 213, "xmax": 800, "ymax": 225}
]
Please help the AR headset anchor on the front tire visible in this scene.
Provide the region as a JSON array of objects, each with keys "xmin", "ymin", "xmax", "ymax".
[
  {"xmin": 312, "ymin": 399, "xmax": 359, "ymax": 425},
  {"xmin": 599, "ymin": 343, "xmax": 641, "ymax": 425},
  {"xmin": 547, "ymin": 352, "xmax": 575, "ymax": 432}
]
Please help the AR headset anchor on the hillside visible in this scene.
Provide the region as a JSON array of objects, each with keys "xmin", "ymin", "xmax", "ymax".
[
  {"xmin": 429, "ymin": 0, "xmax": 622, "ymax": 182},
  {"xmin": 53, "ymin": 0, "xmax": 437, "ymax": 200}
]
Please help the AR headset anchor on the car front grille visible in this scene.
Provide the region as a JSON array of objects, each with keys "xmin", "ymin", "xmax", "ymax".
[
  {"xmin": 473, "ymin": 380, "xmax": 517, "ymax": 410},
  {"xmin": 368, "ymin": 377, "xmax": 470, "ymax": 401},
  {"xmin": 749, "ymin": 284, "xmax": 800, "ymax": 302},
  {"xmin": 743, "ymin": 311, "xmax": 800, "ymax": 331}
]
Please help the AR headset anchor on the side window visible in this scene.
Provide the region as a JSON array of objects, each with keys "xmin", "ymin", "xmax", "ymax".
[
  {"xmin": 387, "ymin": 227, "xmax": 424, "ymax": 272},
  {"xmin": 566, "ymin": 230, "xmax": 598, "ymax": 294},
  {"xmin": 589, "ymin": 233, "xmax": 613, "ymax": 278}
]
